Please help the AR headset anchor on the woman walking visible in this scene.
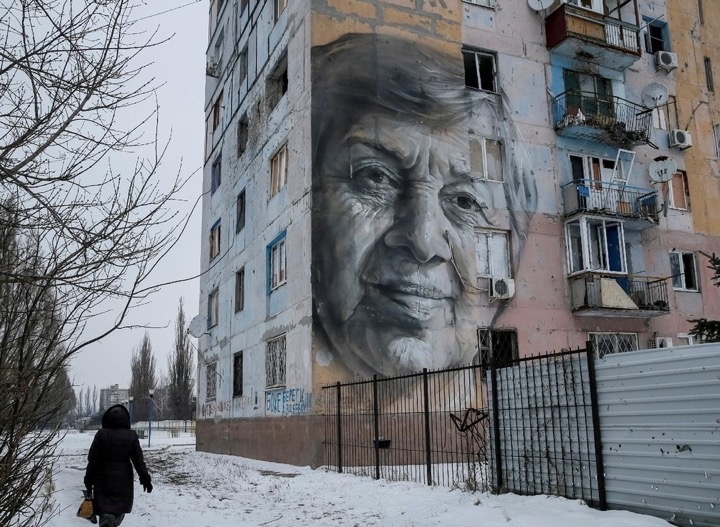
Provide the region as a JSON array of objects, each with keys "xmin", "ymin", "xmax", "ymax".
[{"xmin": 84, "ymin": 404, "xmax": 153, "ymax": 527}]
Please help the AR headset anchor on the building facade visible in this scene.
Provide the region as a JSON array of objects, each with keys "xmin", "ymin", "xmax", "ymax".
[
  {"xmin": 99, "ymin": 384, "xmax": 129, "ymax": 413},
  {"xmin": 197, "ymin": 0, "xmax": 719, "ymax": 466}
]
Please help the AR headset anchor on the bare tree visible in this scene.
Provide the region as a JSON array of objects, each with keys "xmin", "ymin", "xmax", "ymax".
[
  {"xmin": 1, "ymin": 1, "xmax": 193, "ymax": 525},
  {"xmin": 91, "ymin": 385, "xmax": 98, "ymax": 415},
  {"xmin": 76, "ymin": 387, "xmax": 85, "ymax": 418},
  {"xmin": 129, "ymin": 333, "xmax": 157, "ymax": 422},
  {"xmin": 167, "ymin": 298, "xmax": 195, "ymax": 420}
]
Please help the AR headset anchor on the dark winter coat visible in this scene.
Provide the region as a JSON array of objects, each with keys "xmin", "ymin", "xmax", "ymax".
[{"xmin": 84, "ymin": 404, "xmax": 151, "ymax": 515}]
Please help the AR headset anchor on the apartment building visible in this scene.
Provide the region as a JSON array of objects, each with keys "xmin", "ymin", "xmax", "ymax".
[{"xmin": 197, "ymin": 0, "xmax": 719, "ymax": 466}]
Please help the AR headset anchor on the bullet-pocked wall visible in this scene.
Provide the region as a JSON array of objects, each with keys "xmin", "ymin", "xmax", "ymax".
[{"xmin": 309, "ymin": 1, "xmax": 550, "ymax": 388}]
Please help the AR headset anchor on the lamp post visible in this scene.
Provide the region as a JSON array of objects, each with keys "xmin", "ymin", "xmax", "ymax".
[
  {"xmin": 148, "ymin": 388, "xmax": 155, "ymax": 448},
  {"xmin": 128, "ymin": 395, "xmax": 134, "ymax": 426}
]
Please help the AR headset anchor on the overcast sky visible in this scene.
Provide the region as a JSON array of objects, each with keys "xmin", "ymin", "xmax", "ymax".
[{"xmin": 70, "ymin": 0, "xmax": 207, "ymax": 396}]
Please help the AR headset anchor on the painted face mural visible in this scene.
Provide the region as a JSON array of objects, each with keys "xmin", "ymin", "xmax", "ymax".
[{"xmin": 312, "ymin": 34, "xmax": 536, "ymax": 379}]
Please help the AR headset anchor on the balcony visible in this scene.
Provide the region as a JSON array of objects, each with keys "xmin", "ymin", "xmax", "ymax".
[
  {"xmin": 570, "ymin": 272, "xmax": 670, "ymax": 318},
  {"xmin": 546, "ymin": 2, "xmax": 641, "ymax": 70},
  {"xmin": 553, "ymin": 91, "xmax": 651, "ymax": 147},
  {"xmin": 562, "ymin": 179, "xmax": 658, "ymax": 225}
]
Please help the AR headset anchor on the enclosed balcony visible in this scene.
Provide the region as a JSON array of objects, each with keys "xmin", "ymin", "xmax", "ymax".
[
  {"xmin": 562, "ymin": 179, "xmax": 658, "ymax": 225},
  {"xmin": 570, "ymin": 272, "xmax": 670, "ymax": 318},
  {"xmin": 545, "ymin": 2, "xmax": 641, "ymax": 70},
  {"xmin": 552, "ymin": 91, "xmax": 651, "ymax": 147}
]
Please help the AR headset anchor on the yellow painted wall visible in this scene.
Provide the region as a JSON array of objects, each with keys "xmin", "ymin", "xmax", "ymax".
[{"xmin": 668, "ymin": 0, "xmax": 720, "ymax": 235}]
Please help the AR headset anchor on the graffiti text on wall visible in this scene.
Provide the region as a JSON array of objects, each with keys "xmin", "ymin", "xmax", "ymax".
[{"xmin": 265, "ymin": 388, "xmax": 312, "ymax": 416}]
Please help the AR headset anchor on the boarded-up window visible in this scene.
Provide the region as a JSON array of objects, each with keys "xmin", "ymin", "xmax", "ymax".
[
  {"xmin": 210, "ymin": 220, "xmax": 221, "ymax": 259},
  {"xmin": 270, "ymin": 143, "xmax": 288, "ymax": 196},
  {"xmin": 206, "ymin": 362, "xmax": 217, "ymax": 400},
  {"xmin": 266, "ymin": 334, "xmax": 286, "ymax": 388},
  {"xmin": 666, "ymin": 171, "xmax": 690, "ymax": 210},
  {"xmin": 207, "ymin": 288, "xmax": 219, "ymax": 328},
  {"xmin": 475, "ymin": 230, "xmax": 510, "ymax": 278},
  {"xmin": 469, "ymin": 136, "xmax": 503, "ymax": 181}
]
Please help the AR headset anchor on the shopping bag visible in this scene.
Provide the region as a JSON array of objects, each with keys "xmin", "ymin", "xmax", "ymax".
[{"xmin": 76, "ymin": 490, "xmax": 95, "ymax": 521}]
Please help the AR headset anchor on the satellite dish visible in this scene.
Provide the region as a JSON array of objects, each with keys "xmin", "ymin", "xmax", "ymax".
[
  {"xmin": 648, "ymin": 155, "xmax": 677, "ymax": 183},
  {"xmin": 528, "ymin": 0, "xmax": 553, "ymax": 11},
  {"xmin": 187, "ymin": 314, "xmax": 206, "ymax": 338},
  {"xmin": 641, "ymin": 82, "xmax": 669, "ymax": 108}
]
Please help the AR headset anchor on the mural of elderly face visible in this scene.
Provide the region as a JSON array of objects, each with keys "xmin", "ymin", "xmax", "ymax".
[{"xmin": 312, "ymin": 34, "xmax": 536, "ymax": 378}]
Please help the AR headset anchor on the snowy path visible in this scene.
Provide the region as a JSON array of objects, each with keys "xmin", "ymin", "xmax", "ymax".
[{"xmin": 45, "ymin": 433, "xmax": 670, "ymax": 527}]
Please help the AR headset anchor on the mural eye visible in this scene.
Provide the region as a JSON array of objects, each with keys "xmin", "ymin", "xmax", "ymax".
[
  {"xmin": 454, "ymin": 194, "xmax": 481, "ymax": 211},
  {"xmin": 352, "ymin": 164, "xmax": 401, "ymax": 193}
]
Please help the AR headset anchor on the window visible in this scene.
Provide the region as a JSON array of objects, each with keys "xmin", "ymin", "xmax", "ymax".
[
  {"xmin": 698, "ymin": 0, "xmax": 704, "ymax": 24},
  {"xmin": 676, "ymin": 333, "xmax": 696, "ymax": 346},
  {"xmin": 237, "ymin": 114, "xmax": 249, "ymax": 157},
  {"xmin": 714, "ymin": 124, "xmax": 720, "ymax": 157},
  {"xmin": 236, "ymin": 189, "xmax": 246, "ymax": 233},
  {"xmin": 266, "ymin": 334, "xmax": 286, "ymax": 388},
  {"xmin": 589, "ymin": 332, "xmax": 638, "ymax": 358},
  {"xmin": 238, "ymin": 46, "xmax": 248, "ymax": 84},
  {"xmin": 704, "ymin": 57, "xmax": 714, "ymax": 92},
  {"xmin": 568, "ymin": 0, "xmax": 603, "ymax": 13},
  {"xmin": 478, "ymin": 329, "xmax": 517, "ymax": 369},
  {"xmin": 270, "ymin": 143, "xmax": 288, "ymax": 196},
  {"xmin": 569, "ymin": 154, "xmax": 616, "ymax": 192},
  {"xmin": 469, "ymin": 136, "xmax": 503, "ymax": 181},
  {"xmin": 464, "ymin": 0, "xmax": 493, "ymax": 6},
  {"xmin": 208, "ymin": 288, "xmax": 219, "ymax": 328},
  {"xmin": 211, "ymin": 153, "xmax": 222, "ymax": 194},
  {"xmin": 240, "ymin": 0, "xmax": 249, "ymax": 13},
  {"xmin": 670, "ymin": 251, "xmax": 698, "ymax": 291},
  {"xmin": 267, "ymin": 232, "xmax": 287, "ymax": 291},
  {"xmin": 564, "ymin": 70, "xmax": 613, "ymax": 118},
  {"xmin": 652, "ymin": 96, "xmax": 678, "ymax": 131},
  {"xmin": 475, "ymin": 230, "xmax": 510, "ymax": 278},
  {"xmin": 644, "ymin": 18, "xmax": 670, "ymax": 53},
  {"xmin": 666, "ymin": 171, "xmax": 690, "ymax": 210},
  {"xmin": 233, "ymin": 352, "xmax": 243, "ymax": 397},
  {"xmin": 565, "ymin": 217, "xmax": 626, "ymax": 274},
  {"xmin": 462, "ymin": 49, "xmax": 496, "ymax": 92},
  {"xmin": 212, "ymin": 90, "xmax": 224, "ymax": 132},
  {"xmin": 235, "ymin": 267, "xmax": 245, "ymax": 313},
  {"xmin": 213, "ymin": 29, "xmax": 225, "ymax": 76},
  {"xmin": 274, "ymin": 0, "xmax": 287, "ymax": 21},
  {"xmin": 206, "ymin": 362, "xmax": 218, "ymax": 399},
  {"xmin": 266, "ymin": 55, "xmax": 288, "ymax": 111},
  {"xmin": 210, "ymin": 220, "xmax": 221, "ymax": 260}
]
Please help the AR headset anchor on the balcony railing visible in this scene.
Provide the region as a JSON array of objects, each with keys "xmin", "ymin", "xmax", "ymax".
[
  {"xmin": 562, "ymin": 179, "xmax": 658, "ymax": 223},
  {"xmin": 546, "ymin": 3, "xmax": 641, "ymax": 69},
  {"xmin": 569, "ymin": 272, "xmax": 670, "ymax": 317},
  {"xmin": 553, "ymin": 91, "xmax": 651, "ymax": 147}
]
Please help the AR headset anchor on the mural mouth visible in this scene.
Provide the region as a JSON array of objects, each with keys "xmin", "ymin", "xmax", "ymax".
[{"xmin": 366, "ymin": 283, "xmax": 453, "ymax": 321}]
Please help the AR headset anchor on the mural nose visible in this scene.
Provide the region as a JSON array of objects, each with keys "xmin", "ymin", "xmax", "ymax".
[{"xmin": 384, "ymin": 202, "xmax": 452, "ymax": 264}]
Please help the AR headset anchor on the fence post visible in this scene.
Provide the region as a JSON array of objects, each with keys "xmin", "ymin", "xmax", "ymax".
[
  {"xmin": 585, "ymin": 341, "xmax": 607, "ymax": 510},
  {"xmin": 336, "ymin": 381, "xmax": 342, "ymax": 474},
  {"xmin": 373, "ymin": 374, "xmax": 380, "ymax": 480},
  {"xmin": 422, "ymin": 368, "xmax": 432, "ymax": 486},
  {"xmin": 490, "ymin": 354, "xmax": 503, "ymax": 492}
]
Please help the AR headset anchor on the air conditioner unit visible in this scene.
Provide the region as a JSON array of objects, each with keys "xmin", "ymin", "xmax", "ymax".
[
  {"xmin": 206, "ymin": 59, "xmax": 219, "ymax": 78},
  {"xmin": 490, "ymin": 277, "xmax": 515, "ymax": 300},
  {"xmin": 649, "ymin": 337, "xmax": 673, "ymax": 349},
  {"xmin": 655, "ymin": 51, "xmax": 678, "ymax": 73},
  {"xmin": 669, "ymin": 129, "xmax": 692, "ymax": 149}
]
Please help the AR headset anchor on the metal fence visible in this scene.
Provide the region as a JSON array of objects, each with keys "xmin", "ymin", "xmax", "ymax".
[{"xmin": 322, "ymin": 347, "xmax": 604, "ymax": 504}]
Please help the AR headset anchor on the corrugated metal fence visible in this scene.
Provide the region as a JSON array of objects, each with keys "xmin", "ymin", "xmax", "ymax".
[
  {"xmin": 596, "ymin": 343, "xmax": 720, "ymax": 526},
  {"xmin": 324, "ymin": 343, "xmax": 720, "ymax": 526}
]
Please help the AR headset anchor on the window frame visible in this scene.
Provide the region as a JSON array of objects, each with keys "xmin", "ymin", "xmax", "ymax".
[
  {"xmin": 588, "ymin": 332, "xmax": 638, "ymax": 358},
  {"xmin": 469, "ymin": 135, "xmax": 503, "ymax": 182},
  {"xmin": 235, "ymin": 267, "xmax": 245, "ymax": 313},
  {"xmin": 212, "ymin": 90, "xmax": 224, "ymax": 132},
  {"xmin": 210, "ymin": 220, "xmax": 221, "ymax": 260},
  {"xmin": 475, "ymin": 229, "xmax": 510, "ymax": 279},
  {"xmin": 207, "ymin": 288, "xmax": 220, "ymax": 328},
  {"xmin": 462, "ymin": 48, "xmax": 497, "ymax": 93},
  {"xmin": 236, "ymin": 189, "xmax": 246, "ymax": 233},
  {"xmin": 265, "ymin": 334, "xmax": 287, "ymax": 388},
  {"xmin": 233, "ymin": 351, "xmax": 244, "ymax": 398},
  {"xmin": 237, "ymin": 113, "xmax": 249, "ymax": 158},
  {"xmin": 667, "ymin": 170, "xmax": 690, "ymax": 211},
  {"xmin": 565, "ymin": 217, "xmax": 627, "ymax": 275},
  {"xmin": 477, "ymin": 328, "xmax": 518, "ymax": 370},
  {"xmin": 211, "ymin": 153, "xmax": 222, "ymax": 194},
  {"xmin": 644, "ymin": 18, "xmax": 670, "ymax": 54},
  {"xmin": 670, "ymin": 251, "xmax": 699, "ymax": 292},
  {"xmin": 713, "ymin": 123, "xmax": 720, "ymax": 158},
  {"xmin": 270, "ymin": 143, "xmax": 288, "ymax": 197},
  {"xmin": 704, "ymin": 57, "xmax": 715, "ymax": 92},
  {"xmin": 206, "ymin": 361, "xmax": 218, "ymax": 400},
  {"xmin": 267, "ymin": 231, "xmax": 287, "ymax": 293},
  {"xmin": 273, "ymin": 0, "xmax": 287, "ymax": 22}
]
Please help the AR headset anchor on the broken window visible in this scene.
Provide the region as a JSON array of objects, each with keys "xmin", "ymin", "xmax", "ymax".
[
  {"xmin": 462, "ymin": 48, "xmax": 496, "ymax": 92},
  {"xmin": 266, "ymin": 334, "xmax": 286, "ymax": 388}
]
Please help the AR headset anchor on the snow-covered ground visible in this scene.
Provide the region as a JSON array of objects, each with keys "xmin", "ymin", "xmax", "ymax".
[{"xmin": 45, "ymin": 431, "xmax": 670, "ymax": 527}]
